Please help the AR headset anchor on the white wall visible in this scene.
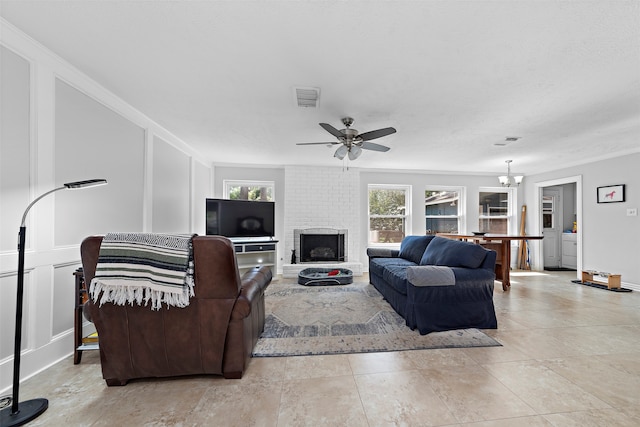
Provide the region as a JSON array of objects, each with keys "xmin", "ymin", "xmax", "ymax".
[
  {"xmin": 283, "ymin": 166, "xmax": 361, "ymax": 267},
  {"xmin": 359, "ymin": 170, "xmax": 517, "ymax": 265},
  {"xmin": 213, "ymin": 165, "xmax": 286, "ymax": 269},
  {"xmin": 0, "ymin": 21, "xmax": 212, "ymax": 393},
  {"xmin": 524, "ymin": 153, "xmax": 640, "ymax": 287},
  {"xmin": 212, "ymin": 164, "xmax": 520, "ymax": 273}
]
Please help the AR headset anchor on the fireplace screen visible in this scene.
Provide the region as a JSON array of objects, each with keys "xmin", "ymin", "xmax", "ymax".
[{"xmin": 300, "ymin": 233, "xmax": 345, "ymax": 262}]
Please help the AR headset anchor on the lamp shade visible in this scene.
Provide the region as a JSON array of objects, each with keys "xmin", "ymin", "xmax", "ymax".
[
  {"xmin": 348, "ymin": 146, "xmax": 362, "ymax": 160},
  {"xmin": 334, "ymin": 145, "xmax": 348, "ymax": 160},
  {"xmin": 64, "ymin": 179, "xmax": 107, "ymax": 189}
]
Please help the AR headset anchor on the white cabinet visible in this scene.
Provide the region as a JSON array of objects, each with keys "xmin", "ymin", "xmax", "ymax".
[
  {"xmin": 561, "ymin": 233, "xmax": 577, "ymax": 269},
  {"xmin": 232, "ymin": 240, "xmax": 278, "ymax": 275}
]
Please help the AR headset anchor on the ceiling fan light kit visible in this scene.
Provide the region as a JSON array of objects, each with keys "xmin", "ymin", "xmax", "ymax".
[{"xmin": 297, "ymin": 117, "xmax": 396, "ymax": 162}]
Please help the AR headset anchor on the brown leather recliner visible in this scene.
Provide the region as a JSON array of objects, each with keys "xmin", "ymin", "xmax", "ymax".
[{"xmin": 80, "ymin": 235, "xmax": 272, "ymax": 386}]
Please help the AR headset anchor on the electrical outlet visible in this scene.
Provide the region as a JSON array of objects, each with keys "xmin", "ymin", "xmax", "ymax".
[{"xmin": 628, "ymin": 208, "xmax": 638, "ymax": 217}]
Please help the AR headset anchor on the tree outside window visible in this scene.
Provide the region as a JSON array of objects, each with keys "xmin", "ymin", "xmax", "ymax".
[
  {"xmin": 368, "ymin": 185, "xmax": 410, "ymax": 244},
  {"xmin": 224, "ymin": 180, "xmax": 274, "ymax": 201}
]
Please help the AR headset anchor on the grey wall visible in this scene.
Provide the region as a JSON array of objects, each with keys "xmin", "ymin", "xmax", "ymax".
[
  {"xmin": 0, "ymin": 28, "xmax": 212, "ymax": 393},
  {"xmin": 152, "ymin": 136, "xmax": 191, "ymax": 233},
  {"xmin": 524, "ymin": 153, "xmax": 639, "ymax": 286},
  {"xmin": 0, "ymin": 45, "xmax": 30, "ymax": 252},
  {"xmin": 55, "ymin": 80, "xmax": 145, "ymax": 243}
]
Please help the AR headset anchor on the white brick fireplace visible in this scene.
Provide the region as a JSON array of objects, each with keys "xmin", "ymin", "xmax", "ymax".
[{"xmin": 282, "ymin": 166, "xmax": 363, "ymax": 277}]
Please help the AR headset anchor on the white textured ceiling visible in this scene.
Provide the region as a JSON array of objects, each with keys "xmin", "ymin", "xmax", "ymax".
[{"xmin": 1, "ymin": 0, "xmax": 639, "ymax": 175}]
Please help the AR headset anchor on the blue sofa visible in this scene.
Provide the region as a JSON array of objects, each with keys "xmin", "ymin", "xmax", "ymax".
[{"xmin": 367, "ymin": 235, "xmax": 498, "ymax": 335}]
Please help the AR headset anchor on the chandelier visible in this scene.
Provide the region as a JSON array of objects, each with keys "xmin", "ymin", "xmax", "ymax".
[{"xmin": 498, "ymin": 160, "xmax": 523, "ymax": 187}]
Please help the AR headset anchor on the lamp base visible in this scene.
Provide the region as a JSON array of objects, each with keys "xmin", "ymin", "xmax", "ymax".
[{"xmin": 0, "ymin": 398, "xmax": 48, "ymax": 427}]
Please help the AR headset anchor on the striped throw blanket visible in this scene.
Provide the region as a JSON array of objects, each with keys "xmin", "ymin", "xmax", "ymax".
[{"xmin": 90, "ymin": 232, "xmax": 195, "ymax": 310}]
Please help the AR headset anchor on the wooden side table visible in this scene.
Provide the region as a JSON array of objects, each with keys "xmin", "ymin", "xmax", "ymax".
[{"xmin": 74, "ymin": 268, "xmax": 98, "ymax": 364}]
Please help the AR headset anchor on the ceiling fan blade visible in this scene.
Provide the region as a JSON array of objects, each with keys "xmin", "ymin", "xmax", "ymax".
[
  {"xmin": 358, "ymin": 127, "xmax": 396, "ymax": 141},
  {"xmin": 296, "ymin": 142, "xmax": 339, "ymax": 145},
  {"xmin": 319, "ymin": 123, "xmax": 345, "ymax": 138},
  {"xmin": 361, "ymin": 141, "xmax": 390, "ymax": 152}
]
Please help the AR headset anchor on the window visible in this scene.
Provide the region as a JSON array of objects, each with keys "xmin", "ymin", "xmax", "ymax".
[
  {"xmin": 224, "ymin": 180, "xmax": 274, "ymax": 201},
  {"xmin": 478, "ymin": 188, "xmax": 515, "ymax": 234},
  {"xmin": 542, "ymin": 196, "xmax": 554, "ymax": 228},
  {"xmin": 368, "ymin": 185, "xmax": 410, "ymax": 244},
  {"xmin": 424, "ymin": 188, "xmax": 463, "ymax": 234}
]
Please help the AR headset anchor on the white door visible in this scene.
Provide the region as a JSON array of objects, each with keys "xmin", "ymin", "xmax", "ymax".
[{"xmin": 542, "ymin": 189, "xmax": 562, "ymax": 267}]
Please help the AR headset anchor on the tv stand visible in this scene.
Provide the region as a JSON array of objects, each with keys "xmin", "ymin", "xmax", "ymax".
[{"xmin": 232, "ymin": 239, "xmax": 278, "ymax": 275}]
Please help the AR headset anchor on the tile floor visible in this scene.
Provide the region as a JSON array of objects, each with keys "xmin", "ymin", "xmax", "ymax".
[{"xmin": 7, "ymin": 271, "xmax": 640, "ymax": 426}]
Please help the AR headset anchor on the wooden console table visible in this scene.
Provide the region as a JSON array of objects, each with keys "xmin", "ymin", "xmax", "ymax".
[{"xmin": 436, "ymin": 233, "xmax": 543, "ymax": 291}]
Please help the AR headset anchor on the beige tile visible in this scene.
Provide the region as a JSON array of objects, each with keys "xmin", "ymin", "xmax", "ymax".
[
  {"xmin": 186, "ymin": 381, "xmax": 282, "ymax": 426},
  {"xmin": 241, "ymin": 356, "xmax": 288, "ymax": 383},
  {"xmin": 347, "ymin": 350, "xmax": 417, "ymax": 375},
  {"xmin": 355, "ymin": 370, "xmax": 458, "ymax": 426},
  {"xmin": 278, "ymin": 375, "xmax": 368, "ymax": 426},
  {"xmin": 284, "ymin": 354, "xmax": 352, "ymax": 380},
  {"xmin": 89, "ymin": 377, "xmax": 212, "ymax": 426},
  {"xmin": 542, "ymin": 355, "xmax": 640, "ymax": 407},
  {"xmin": 404, "ymin": 347, "xmax": 479, "ymax": 369},
  {"xmin": 10, "ymin": 272, "xmax": 640, "ymax": 426},
  {"xmin": 544, "ymin": 325, "xmax": 640, "ymax": 355},
  {"xmin": 543, "ymin": 408, "xmax": 640, "ymax": 427},
  {"xmin": 459, "ymin": 415, "xmax": 554, "ymax": 427},
  {"xmin": 419, "ymin": 364, "xmax": 537, "ymax": 423},
  {"xmin": 462, "ymin": 343, "xmax": 531, "ymax": 364},
  {"xmin": 489, "ymin": 329, "xmax": 586, "ymax": 359},
  {"xmin": 484, "ymin": 360, "xmax": 611, "ymax": 414}
]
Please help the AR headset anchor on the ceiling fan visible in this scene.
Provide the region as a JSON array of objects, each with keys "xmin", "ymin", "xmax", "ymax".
[{"xmin": 297, "ymin": 117, "xmax": 396, "ymax": 160}]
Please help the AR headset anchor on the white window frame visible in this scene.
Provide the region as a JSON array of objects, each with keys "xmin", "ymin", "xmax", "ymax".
[
  {"xmin": 478, "ymin": 187, "xmax": 517, "ymax": 235},
  {"xmin": 424, "ymin": 185, "xmax": 466, "ymax": 234},
  {"xmin": 368, "ymin": 184, "xmax": 412, "ymax": 246},
  {"xmin": 223, "ymin": 180, "xmax": 275, "ymax": 201}
]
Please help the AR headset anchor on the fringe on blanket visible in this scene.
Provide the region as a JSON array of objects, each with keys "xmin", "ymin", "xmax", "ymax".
[{"xmin": 90, "ymin": 233, "xmax": 195, "ymax": 310}]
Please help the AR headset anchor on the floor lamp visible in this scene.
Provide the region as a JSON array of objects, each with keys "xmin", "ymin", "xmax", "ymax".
[{"xmin": 0, "ymin": 179, "xmax": 107, "ymax": 427}]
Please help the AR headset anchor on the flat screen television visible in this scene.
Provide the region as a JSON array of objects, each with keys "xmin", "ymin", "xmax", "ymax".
[{"xmin": 205, "ymin": 198, "xmax": 275, "ymax": 239}]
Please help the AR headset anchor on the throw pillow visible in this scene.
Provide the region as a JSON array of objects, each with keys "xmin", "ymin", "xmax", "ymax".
[
  {"xmin": 398, "ymin": 235, "xmax": 435, "ymax": 264},
  {"xmin": 420, "ymin": 236, "xmax": 487, "ymax": 268}
]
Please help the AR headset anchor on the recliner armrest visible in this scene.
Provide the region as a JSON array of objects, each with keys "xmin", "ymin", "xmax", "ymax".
[{"xmin": 231, "ymin": 266, "xmax": 272, "ymax": 319}]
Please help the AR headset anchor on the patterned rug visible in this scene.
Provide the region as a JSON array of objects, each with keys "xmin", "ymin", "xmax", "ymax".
[{"xmin": 252, "ymin": 280, "xmax": 501, "ymax": 357}]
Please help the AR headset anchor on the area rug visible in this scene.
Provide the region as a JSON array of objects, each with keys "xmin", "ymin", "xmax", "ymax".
[{"xmin": 252, "ymin": 281, "xmax": 501, "ymax": 357}]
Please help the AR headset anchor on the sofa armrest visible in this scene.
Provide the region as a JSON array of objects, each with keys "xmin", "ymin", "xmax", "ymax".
[
  {"xmin": 367, "ymin": 247, "xmax": 400, "ymax": 258},
  {"xmin": 407, "ymin": 265, "xmax": 456, "ymax": 287},
  {"xmin": 231, "ymin": 266, "xmax": 273, "ymax": 319}
]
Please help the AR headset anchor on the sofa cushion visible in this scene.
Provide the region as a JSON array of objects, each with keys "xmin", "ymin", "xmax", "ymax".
[
  {"xmin": 420, "ymin": 236, "xmax": 488, "ymax": 269},
  {"xmin": 398, "ymin": 235, "xmax": 435, "ymax": 264},
  {"xmin": 369, "ymin": 257, "xmax": 416, "ymax": 279},
  {"xmin": 381, "ymin": 264, "xmax": 412, "ymax": 296}
]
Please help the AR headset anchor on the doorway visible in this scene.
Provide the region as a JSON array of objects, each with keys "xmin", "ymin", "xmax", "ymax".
[
  {"xmin": 532, "ymin": 176, "xmax": 582, "ymax": 279},
  {"xmin": 542, "ymin": 188, "xmax": 562, "ymax": 268}
]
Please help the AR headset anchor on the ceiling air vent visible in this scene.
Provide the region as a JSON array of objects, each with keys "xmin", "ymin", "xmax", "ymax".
[
  {"xmin": 293, "ymin": 86, "xmax": 320, "ymax": 108},
  {"xmin": 494, "ymin": 136, "xmax": 521, "ymax": 146}
]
